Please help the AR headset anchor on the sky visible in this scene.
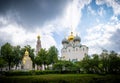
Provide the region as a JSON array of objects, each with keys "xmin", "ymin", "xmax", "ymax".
[{"xmin": 0, "ymin": 0, "xmax": 120, "ymax": 55}]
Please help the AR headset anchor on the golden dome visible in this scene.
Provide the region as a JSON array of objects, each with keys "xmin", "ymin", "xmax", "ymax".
[
  {"xmin": 25, "ymin": 49, "xmax": 29, "ymax": 56},
  {"xmin": 37, "ymin": 35, "xmax": 40, "ymax": 39},
  {"xmin": 68, "ymin": 32, "xmax": 75, "ymax": 41}
]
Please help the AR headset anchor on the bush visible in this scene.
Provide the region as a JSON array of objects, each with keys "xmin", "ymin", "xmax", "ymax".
[
  {"xmin": 34, "ymin": 70, "xmax": 61, "ymax": 75},
  {"xmin": 3, "ymin": 70, "xmax": 62, "ymax": 76},
  {"xmin": 3, "ymin": 70, "xmax": 82, "ymax": 76},
  {"xmin": 4, "ymin": 71, "xmax": 33, "ymax": 76}
]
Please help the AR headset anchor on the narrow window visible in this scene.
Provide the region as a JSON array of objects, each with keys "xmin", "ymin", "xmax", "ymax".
[
  {"xmin": 76, "ymin": 48, "xmax": 78, "ymax": 51},
  {"xmin": 69, "ymin": 49, "xmax": 70, "ymax": 52},
  {"xmin": 83, "ymin": 48, "xmax": 84, "ymax": 51}
]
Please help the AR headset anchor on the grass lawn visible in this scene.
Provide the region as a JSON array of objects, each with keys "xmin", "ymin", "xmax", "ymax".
[{"xmin": 0, "ymin": 74, "xmax": 120, "ymax": 83}]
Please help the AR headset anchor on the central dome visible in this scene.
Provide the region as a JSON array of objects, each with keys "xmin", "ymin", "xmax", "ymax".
[{"xmin": 68, "ymin": 32, "xmax": 75, "ymax": 41}]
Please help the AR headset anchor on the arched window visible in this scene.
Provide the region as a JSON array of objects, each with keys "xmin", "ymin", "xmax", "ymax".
[
  {"xmin": 68, "ymin": 49, "xmax": 70, "ymax": 52},
  {"xmin": 76, "ymin": 48, "xmax": 78, "ymax": 51},
  {"xmin": 83, "ymin": 48, "xmax": 84, "ymax": 51}
]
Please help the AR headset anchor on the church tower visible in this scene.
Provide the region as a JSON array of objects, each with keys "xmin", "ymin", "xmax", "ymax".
[
  {"xmin": 35, "ymin": 35, "xmax": 42, "ymax": 70},
  {"xmin": 36, "ymin": 35, "xmax": 41, "ymax": 55}
]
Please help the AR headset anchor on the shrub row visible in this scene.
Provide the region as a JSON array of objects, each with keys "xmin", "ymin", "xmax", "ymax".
[
  {"xmin": 2, "ymin": 70, "xmax": 59, "ymax": 76},
  {"xmin": 1, "ymin": 70, "xmax": 82, "ymax": 76}
]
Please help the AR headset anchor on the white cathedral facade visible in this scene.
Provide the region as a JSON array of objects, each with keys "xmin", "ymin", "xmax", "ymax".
[{"xmin": 61, "ymin": 32, "xmax": 88, "ymax": 61}]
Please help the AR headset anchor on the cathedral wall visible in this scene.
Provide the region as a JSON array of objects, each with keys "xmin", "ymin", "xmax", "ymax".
[{"xmin": 61, "ymin": 45, "xmax": 88, "ymax": 61}]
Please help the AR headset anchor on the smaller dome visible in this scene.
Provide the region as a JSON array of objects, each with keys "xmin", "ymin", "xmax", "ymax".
[
  {"xmin": 62, "ymin": 38, "xmax": 68, "ymax": 44},
  {"xmin": 74, "ymin": 35, "xmax": 81, "ymax": 42}
]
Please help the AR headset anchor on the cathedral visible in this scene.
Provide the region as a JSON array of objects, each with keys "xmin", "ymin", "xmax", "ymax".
[{"xmin": 61, "ymin": 32, "xmax": 88, "ymax": 61}]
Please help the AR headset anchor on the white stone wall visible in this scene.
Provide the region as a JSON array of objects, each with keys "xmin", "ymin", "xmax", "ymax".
[{"xmin": 61, "ymin": 42, "xmax": 88, "ymax": 61}]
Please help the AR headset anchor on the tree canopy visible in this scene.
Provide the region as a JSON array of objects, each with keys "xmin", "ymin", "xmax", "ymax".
[
  {"xmin": 1, "ymin": 43, "xmax": 14, "ymax": 70},
  {"xmin": 0, "ymin": 42, "xmax": 120, "ymax": 74},
  {"xmin": 48, "ymin": 46, "xmax": 58, "ymax": 64}
]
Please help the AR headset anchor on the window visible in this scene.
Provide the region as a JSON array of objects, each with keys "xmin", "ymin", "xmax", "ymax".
[
  {"xmin": 83, "ymin": 48, "xmax": 84, "ymax": 51},
  {"xmin": 69, "ymin": 49, "xmax": 70, "ymax": 52},
  {"xmin": 72, "ymin": 59, "xmax": 77, "ymax": 62},
  {"xmin": 76, "ymin": 48, "xmax": 78, "ymax": 51}
]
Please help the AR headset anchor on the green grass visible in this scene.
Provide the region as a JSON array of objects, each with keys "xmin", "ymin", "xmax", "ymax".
[{"xmin": 1, "ymin": 74, "xmax": 120, "ymax": 83}]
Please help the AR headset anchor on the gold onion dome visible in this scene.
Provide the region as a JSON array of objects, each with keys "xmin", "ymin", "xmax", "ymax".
[
  {"xmin": 25, "ymin": 49, "xmax": 29, "ymax": 56},
  {"xmin": 68, "ymin": 32, "xmax": 75, "ymax": 41},
  {"xmin": 37, "ymin": 35, "xmax": 40, "ymax": 39}
]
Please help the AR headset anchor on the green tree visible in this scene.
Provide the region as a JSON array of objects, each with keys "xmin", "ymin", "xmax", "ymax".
[
  {"xmin": 48, "ymin": 46, "xmax": 58, "ymax": 64},
  {"xmin": 34, "ymin": 55, "xmax": 42, "ymax": 66},
  {"xmin": 80, "ymin": 55, "xmax": 92, "ymax": 73},
  {"xmin": 100, "ymin": 50, "xmax": 109, "ymax": 73},
  {"xmin": 12, "ymin": 45, "xmax": 21, "ymax": 70},
  {"xmin": 109, "ymin": 51, "xmax": 120, "ymax": 74},
  {"xmin": 53, "ymin": 60, "xmax": 63, "ymax": 71},
  {"xmin": 0, "ymin": 56, "xmax": 7, "ymax": 71},
  {"xmin": 1, "ymin": 43, "xmax": 14, "ymax": 70},
  {"xmin": 35, "ymin": 48, "xmax": 48, "ymax": 70},
  {"xmin": 53, "ymin": 60, "xmax": 81, "ymax": 73},
  {"xmin": 90, "ymin": 54, "xmax": 101, "ymax": 73}
]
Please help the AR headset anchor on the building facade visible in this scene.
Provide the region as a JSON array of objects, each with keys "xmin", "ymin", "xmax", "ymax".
[{"xmin": 61, "ymin": 32, "xmax": 88, "ymax": 61}]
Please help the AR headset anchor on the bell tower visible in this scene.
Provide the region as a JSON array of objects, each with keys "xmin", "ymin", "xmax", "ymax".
[{"xmin": 36, "ymin": 35, "xmax": 41, "ymax": 55}]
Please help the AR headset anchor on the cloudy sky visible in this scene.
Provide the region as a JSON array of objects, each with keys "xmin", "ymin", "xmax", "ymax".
[{"xmin": 0, "ymin": 0, "xmax": 120, "ymax": 55}]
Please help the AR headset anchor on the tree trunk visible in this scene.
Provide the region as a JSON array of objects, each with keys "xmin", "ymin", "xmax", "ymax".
[
  {"xmin": 42, "ymin": 64, "xmax": 45, "ymax": 70},
  {"xmin": 0, "ymin": 68, "xmax": 2, "ymax": 71},
  {"xmin": 15, "ymin": 64, "xmax": 17, "ymax": 70}
]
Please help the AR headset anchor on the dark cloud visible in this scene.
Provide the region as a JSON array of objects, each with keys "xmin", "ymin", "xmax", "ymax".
[
  {"xmin": 0, "ymin": 0, "xmax": 70, "ymax": 28},
  {"xmin": 109, "ymin": 29, "xmax": 120, "ymax": 52}
]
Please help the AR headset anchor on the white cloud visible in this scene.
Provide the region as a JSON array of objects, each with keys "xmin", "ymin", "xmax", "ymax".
[
  {"xmin": 85, "ymin": 18, "xmax": 120, "ymax": 54},
  {"xmin": 96, "ymin": 0, "xmax": 120, "ymax": 15},
  {"xmin": 110, "ymin": 15, "xmax": 119, "ymax": 22},
  {"xmin": 0, "ymin": 17, "xmax": 57, "ymax": 50},
  {"xmin": 87, "ymin": 5, "xmax": 106, "ymax": 17}
]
